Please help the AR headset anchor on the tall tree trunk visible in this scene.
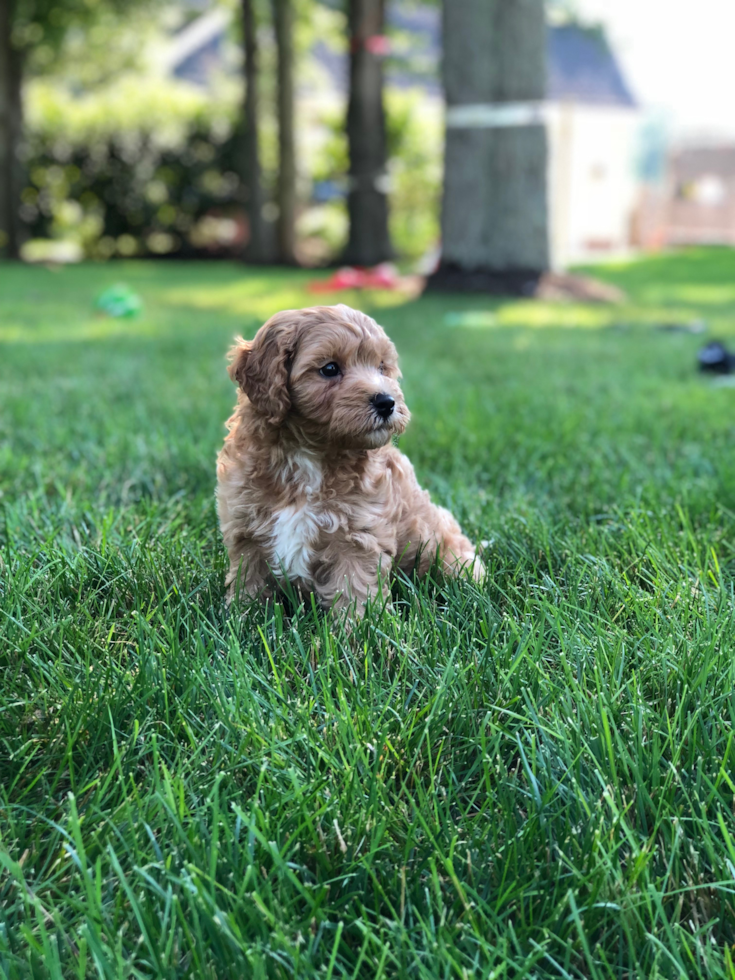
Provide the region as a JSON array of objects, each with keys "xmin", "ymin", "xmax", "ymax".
[
  {"xmin": 343, "ymin": 0, "xmax": 392, "ymax": 266},
  {"xmin": 272, "ymin": 0, "xmax": 296, "ymax": 264},
  {"xmin": 241, "ymin": 0, "xmax": 268, "ymax": 263},
  {"xmin": 429, "ymin": 0, "xmax": 549, "ymax": 293},
  {"xmin": 0, "ymin": 1, "xmax": 23, "ymax": 260}
]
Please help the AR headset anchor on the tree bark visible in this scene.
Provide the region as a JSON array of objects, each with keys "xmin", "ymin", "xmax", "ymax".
[
  {"xmin": 241, "ymin": 0, "xmax": 268, "ymax": 263},
  {"xmin": 272, "ymin": 0, "xmax": 296, "ymax": 264},
  {"xmin": 429, "ymin": 0, "xmax": 549, "ymax": 294},
  {"xmin": 343, "ymin": 0, "xmax": 392, "ymax": 266},
  {"xmin": 0, "ymin": 0, "xmax": 23, "ymax": 260}
]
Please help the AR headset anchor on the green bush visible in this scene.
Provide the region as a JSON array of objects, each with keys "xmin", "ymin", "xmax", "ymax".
[
  {"xmin": 23, "ymin": 77, "xmax": 245, "ymax": 259},
  {"xmin": 385, "ymin": 89, "xmax": 442, "ymax": 263},
  {"xmin": 22, "ymin": 76, "xmax": 441, "ymax": 264}
]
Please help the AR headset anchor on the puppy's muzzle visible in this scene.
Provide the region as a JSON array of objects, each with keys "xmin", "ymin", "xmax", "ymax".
[{"xmin": 371, "ymin": 392, "xmax": 395, "ymax": 420}]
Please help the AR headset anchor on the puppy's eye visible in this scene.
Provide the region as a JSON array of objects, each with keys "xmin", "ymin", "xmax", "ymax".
[
  {"xmin": 379, "ymin": 361, "xmax": 385, "ymax": 374},
  {"xmin": 319, "ymin": 362, "xmax": 341, "ymax": 379}
]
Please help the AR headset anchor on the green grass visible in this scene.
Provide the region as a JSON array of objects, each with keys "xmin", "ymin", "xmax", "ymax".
[{"xmin": 4, "ymin": 248, "xmax": 735, "ymax": 978}]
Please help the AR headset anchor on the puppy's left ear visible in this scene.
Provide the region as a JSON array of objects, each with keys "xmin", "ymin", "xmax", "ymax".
[{"xmin": 227, "ymin": 317, "xmax": 295, "ymax": 425}]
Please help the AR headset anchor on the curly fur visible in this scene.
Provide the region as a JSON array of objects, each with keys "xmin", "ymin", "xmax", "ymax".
[{"xmin": 216, "ymin": 304, "xmax": 484, "ymax": 616}]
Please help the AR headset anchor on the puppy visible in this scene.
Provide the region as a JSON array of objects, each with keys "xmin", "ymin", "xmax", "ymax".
[{"xmin": 216, "ymin": 304, "xmax": 484, "ymax": 617}]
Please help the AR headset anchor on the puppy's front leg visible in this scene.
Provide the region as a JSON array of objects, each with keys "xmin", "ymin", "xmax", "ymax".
[
  {"xmin": 434, "ymin": 508, "xmax": 486, "ymax": 583},
  {"xmin": 398, "ymin": 501, "xmax": 485, "ymax": 583},
  {"xmin": 312, "ymin": 546, "xmax": 393, "ymax": 619}
]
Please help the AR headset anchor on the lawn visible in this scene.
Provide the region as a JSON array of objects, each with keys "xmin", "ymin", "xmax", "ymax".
[{"xmin": 3, "ymin": 249, "xmax": 735, "ymax": 978}]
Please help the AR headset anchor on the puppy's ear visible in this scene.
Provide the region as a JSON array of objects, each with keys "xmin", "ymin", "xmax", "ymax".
[
  {"xmin": 227, "ymin": 337, "xmax": 253, "ymax": 388},
  {"xmin": 227, "ymin": 318, "xmax": 295, "ymax": 425}
]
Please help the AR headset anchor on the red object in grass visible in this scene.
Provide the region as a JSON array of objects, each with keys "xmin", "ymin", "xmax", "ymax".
[{"xmin": 309, "ymin": 264, "xmax": 400, "ymax": 293}]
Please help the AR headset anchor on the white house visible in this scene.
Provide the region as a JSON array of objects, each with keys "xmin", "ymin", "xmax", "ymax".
[{"xmin": 545, "ymin": 26, "xmax": 640, "ymax": 267}]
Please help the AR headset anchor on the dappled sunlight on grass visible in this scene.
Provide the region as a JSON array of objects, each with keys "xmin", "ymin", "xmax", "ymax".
[
  {"xmin": 639, "ymin": 283, "xmax": 735, "ymax": 309},
  {"xmin": 442, "ymin": 299, "xmax": 709, "ymax": 333},
  {"xmin": 0, "ymin": 315, "xmax": 168, "ymax": 344},
  {"xmin": 577, "ymin": 246, "xmax": 735, "ymax": 296},
  {"xmin": 495, "ymin": 300, "xmax": 613, "ymax": 328},
  {"xmin": 159, "ymin": 279, "xmax": 416, "ymax": 324},
  {"xmin": 669, "ymin": 284, "xmax": 735, "ymax": 306},
  {"xmin": 5, "ymin": 248, "xmax": 735, "ymax": 352}
]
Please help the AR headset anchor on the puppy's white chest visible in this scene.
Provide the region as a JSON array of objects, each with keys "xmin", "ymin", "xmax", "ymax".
[
  {"xmin": 270, "ymin": 504, "xmax": 320, "ymax": 580},
  {"xmin": 281, "ymin": 451, "xmax": 322, "ymax": 496}
]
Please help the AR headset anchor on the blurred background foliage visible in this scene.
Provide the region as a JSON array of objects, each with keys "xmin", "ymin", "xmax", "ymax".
[
  {"xmin": 305, "ymin": 89, "xmax": 441, "ymax": 263},
  {"xmin": 24, "ymin": 78, "xmax": 242, "ymax": 260},
  {"xmin": 15, "ymin": 0, "xmax": 441, "ymax": 265}
]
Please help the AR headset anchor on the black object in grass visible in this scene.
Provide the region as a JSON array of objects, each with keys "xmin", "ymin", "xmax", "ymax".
[{"xmin": 698, "ymin": 340, "xmax": 735, "ymax": 373}]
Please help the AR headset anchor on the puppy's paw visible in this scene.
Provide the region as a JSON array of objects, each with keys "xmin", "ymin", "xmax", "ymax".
[
  {"xmin": 469, "ymin": 554, "xmax": 487, "ymax": 585},
  {"xmin": 445, "ymin": 551, "xmax": 487, "ymax": 585}
]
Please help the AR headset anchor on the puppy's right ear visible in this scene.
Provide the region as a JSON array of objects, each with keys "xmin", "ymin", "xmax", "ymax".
[
  {"xmin": 227, "ymin": 322, "xmax": 294, "ymax": 426},
  {"xmin": 227, "ymin": 337, "xmax": 252, "ymax": 388}
]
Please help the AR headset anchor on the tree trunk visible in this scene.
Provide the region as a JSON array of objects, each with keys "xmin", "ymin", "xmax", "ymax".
[
  {"xmin": 343, "ymin": 0, "xmax": 392, "ymax": 266},
  {"xmin": 241, "ymin": 0, "xmax": 268, "ymax": 263},
  {"xmin": 272, "ymin": 0, "xmax": 296, "ymax": 264},
  {"xmin": 429, "ymin": 0, "xmax": 549, "ymax": 293},
  {"xmin": 0, "ymin": 1, "xmax": 23, "ymax": 260}
]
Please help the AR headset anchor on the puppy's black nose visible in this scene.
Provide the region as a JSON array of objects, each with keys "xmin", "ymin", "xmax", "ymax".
[{"xmin": 371, "ymin": 392, "xmax": 395, "ymax": 419}]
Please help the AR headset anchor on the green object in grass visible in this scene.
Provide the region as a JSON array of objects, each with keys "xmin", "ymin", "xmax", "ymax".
[{"xmin": 95, "ymin": 284, "xmax": 143, "ymax": 318}]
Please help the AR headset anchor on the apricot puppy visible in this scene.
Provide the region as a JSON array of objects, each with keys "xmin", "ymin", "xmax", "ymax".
[{"xmin": 216, "ymin": 304, "xmax": 484, "ymax": 616}]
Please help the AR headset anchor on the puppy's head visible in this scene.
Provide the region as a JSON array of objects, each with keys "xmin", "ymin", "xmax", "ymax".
[{"xmin": 228, "ymin": 304, "xmax": 410, "ymax": 449}]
